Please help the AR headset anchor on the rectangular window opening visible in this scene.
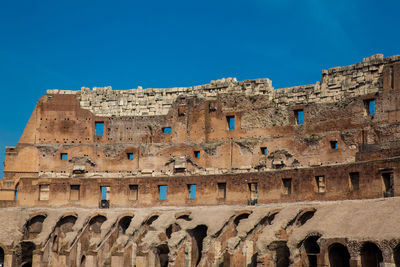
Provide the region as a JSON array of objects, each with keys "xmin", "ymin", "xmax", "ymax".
[
  {"xmin": 330, "ymin": 141, "xmax": 338, "ymax": 150},
  {"xmin": 159, "ymin": 185, "xmax": 168, "ymax": 200},
  {"xmin": 188, "ymin": 184, "xmax": 196, "ymax": 199},
  {"xmin": 282, "ymin": 178, "xmax": 292, "ymax": 195},
  {"xmin": 248, "ymin": 183, "xmax": 258, "ymax": 204},
  {"xmin": 382, "ymin": 172, "xmax": 394, "ymax": 197},
  {"xmin": 315, "ymin": 176, "xmax": 326, "ymax": 193},
  {"xmin": 162, "ymin": 127, "xmax": 171, "ymax": 134},
  {"xmin": 61, "ymin": 153, "xmax": 68, "ymax": 161},
  {"xmin": 95, "ymin": 122, "xmax": 104, "ymax": 135},
  {"xmin": 39, "ymin": 184, "xmax": 50, "ymax": 201},
  {"xmin": 217, "ymin": 183, "xmax": 226, "ymax": 199},
  {"xmin": 364, "ymin": 99, "xmax": 375, "ymax": 116},
  {"xmin": 349, "ymin": 172, "xmax": 359, "ymax": 192},
  {"xmin": 70, "ymin": 185, "xmax": 80, "ymax": 201},
  {"xmin": 100, "ymin": 186, "xmax": 110, "ymax": 200},
  {"xmin": 194, "ymin": 151, "xmax": 200, "ymax": 158},
  {"xmin": 226, "ymin": 116, "xmax": 235, "ymax": 130},
  {"xmin": 295, "ymin": 109, "xmax": 304, "ymax": 125},
  {"xmin": 261, "ymin": 147, "xmax": 268, "ymax": 155},
  {"xmin": 127, "ymin": 153, "xmax": 134, "ymax": 160},
  {"xmin": 129, "ymin": 185, "xmax": 138, "ymax": 200}
]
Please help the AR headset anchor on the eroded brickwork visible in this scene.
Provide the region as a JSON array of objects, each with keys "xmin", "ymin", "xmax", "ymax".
[{"xmin": 1, "ymin": 54, "xmax": 400, "ymax": 266}]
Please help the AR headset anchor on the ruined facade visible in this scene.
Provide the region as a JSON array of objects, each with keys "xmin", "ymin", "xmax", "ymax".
[{"xmin": 0, "ymin": 54, "xmax": 400, "ymax": 266}]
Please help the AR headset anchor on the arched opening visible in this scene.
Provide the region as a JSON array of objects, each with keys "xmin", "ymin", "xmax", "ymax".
[
  {"xmin": 56, "ymin": 215, "xmax": 77, "ymax": 233},
  {"xmin": 329, "ymin": 243, "xmax": 350, "ymax": 267},
  {"xmin": 52, "ymin": 235, "xmax": 58, "ymax": 252},
  {"xmin": 296, "ymin": 210, "xmax": 316, "ymax": 226},
  {"xmin": 81, "ymin": 255, "xmax": 86, "ymax": 267},
  {"xmin": 269, "ymin": 241, "xmax": 290, "ymax": 267},
  {"xmin": 145, "ymin": 215, "xmax": 159, "ymax": 226},
  {"xmin": 188, "ymin": 225, "xmax": 208, "ymax": 266},
  {"xmin": 118, "ymin": 216, "xmax": 133, "ymax": 235},
  {"xmin": 303, "ymin": 236, "xmax": 320, "ymax": 267},
  {"xmin": 361, "ymin": 242, "xmax": 383, "ymax": 267},
  {"xmin": 24, "ymin": 215, "xmax": 46, "ymax": 240},
  {"xmin": 234, "ymin": 212, "xmax": 251, "ymax": 227},
  {"xmin": 15, "ymin": 183, "xmax": 19, "ymax": 201},
  {"xmin": 393, "ymin": 244, "xmax": 400, "ymax": 267},
  {"xmin": 176, "ymin": 212, "xmax": 192, "ymax": 221},
  {"xmin": 88, "ymin": 215, "xmax": 107, "ymax": 236},
  {"xmin": 166, "ymin": 223, "xmax": 181, "ymax": 239},
  {"xmin": 16, "ymin": 242, "xmax": 35, "ymax": 267},
  {"xmin": 0, "ymin": 246, "xmax": 4, "ymax": 267},
  {"xmin": 156, "ymin": 244, "xmax": 169, "ymax": 267}
]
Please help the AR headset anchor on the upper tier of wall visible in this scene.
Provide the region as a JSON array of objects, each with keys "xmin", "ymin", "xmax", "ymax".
[{"xmin": 46, "ymin": 54, "xmax": 400, "ymax": 117}]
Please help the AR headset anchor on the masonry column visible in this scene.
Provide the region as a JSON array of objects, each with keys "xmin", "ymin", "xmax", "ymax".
[
  {"xmin": 32, "ymin": 250, "xmax": 43, "ymax": 267},
  {"xmin": 111, "ymin": 252, "xmax": 124, "ymax": 266},
  {"xmin": 3, "ymin": 253, "xmax": 13, "ymax": 267},
  {"xmin": 85, "ymin": 252, "xmax": 97, "ymax": 267}
]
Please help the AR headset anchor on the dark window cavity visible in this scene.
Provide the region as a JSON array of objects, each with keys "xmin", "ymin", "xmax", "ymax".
[
  {"xmin": 261, "ymin": 147, "xmax": 268, "ymax": 155},
  {"xmin": 315, "ymin": 176, "xmax": 326, "ymax": 193},
  {"xmin": 194, "ymin": 151, "xmax": 200, "ymax": 158},
  {"xmin": 61, "ymin": 153, "xmax": 68, "ymax": 161},
  {"xmin": 127, "ymin": 153, "xmax": 133, "ymax": 160},
  {"xmin": 330, "ymin": 141, "xmax": 338, "ymax": 150},
  {"xmin": 217, "ymin": 183, "xmax": 226, "ymax": 199},
  {"xmin": 349, "ymin": 172, "xmax": 360, "ymax": 191},
  {"xmin": 382, "ymin": 172, "xmax": 394, "ymax": 197},
  {"xmin": 282, "ymin": 178, "xmax": 292, "ymax": 195},
  {"xmin": 70, "ymin": 185, "xmax": 80, "ymax": 201}
]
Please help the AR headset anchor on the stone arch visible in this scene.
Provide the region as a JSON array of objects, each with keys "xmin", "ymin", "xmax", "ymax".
[
  {"xmin": 117, "ymin": 215, "xmax": 133, "ymax": 235},
  {"xmin": 360, "ymin": 242, "xmax": 383, "ymax": 267},
  {"xmin": 88, "ymin": 215, "xmax": 107, "ymax": 235},
  {"xmin": 175, "ymin": 211, "xmax": 192, "ymax": 221},
  {"xmin": 145, "ymin": 214, "xmax": 160, "ymax": 227},
  {"xmin": 329, "ymin": 243, "xmax": 350, "ymax": 267},
  {"xmin": 166, "ymin": 223, "xmax": 181, "ymax": 239},
  {"xmin": 56, "ymin": 214, "xmax": 78, "ymax": 233},
  {"xmin": 187, "ymin": 225, "xmax": 208, "ymax": 266},
  {"xmin": 233, "ymin": 211, "xmax": 252, "ymax": 227},
  {"xmin": 24, "ymin": 213, "xmax": 47, "ymax": 240},
  {"xmin": 296, "ymin": 208, "xmax": 316, "ymax": 226}
]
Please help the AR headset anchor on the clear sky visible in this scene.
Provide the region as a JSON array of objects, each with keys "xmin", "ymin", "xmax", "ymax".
[{"xmin": 0, "ymin": 0, "xmax": 399, "ymax": 177}]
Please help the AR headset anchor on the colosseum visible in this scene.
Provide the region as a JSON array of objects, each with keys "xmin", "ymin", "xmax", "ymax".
[{"xmin": 0, "ymin": 54, "xmax": 399, "ymax": 267}]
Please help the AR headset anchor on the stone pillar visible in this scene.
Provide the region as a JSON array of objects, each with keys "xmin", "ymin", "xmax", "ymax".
[
  {"xmin": 85, "ymin": 254, "xmax": 96, "ymax": 267},
  {"xmin": 380, "ymin": 263, "xmax": 395, "ymax": 267},
  {"xmin": 111, "ymin": 252, "xmax": 124, "ymax": 266},
  {"xmin": 245, "ymin": 240, "xmax": 254, "ymax": 266},
  {"xmin": 57, "ymin": 254, "xmax": 67, "ymax": 267},
  {"xmin": 131, "ymin": 243, "xmax": 137, "ymax": 267},
  {"xmin": 32, "ymin": 251, "xmax": 42, "ymax": 267},
  {"xmin": 3, "ymin": 254, "xmax": 13, "ymax": 267},
  {"xmin": 185, "ymin": 241, "xmax": 192, "ymax": 267},
  {"xmin": 213, "ymin": 241, "xmax": 222, "ymax": 267}
]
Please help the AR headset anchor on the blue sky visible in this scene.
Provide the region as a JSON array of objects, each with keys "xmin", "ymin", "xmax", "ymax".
[{"xmin": 0, "ymin": 0, "xmax": 399, "ymax": 177}]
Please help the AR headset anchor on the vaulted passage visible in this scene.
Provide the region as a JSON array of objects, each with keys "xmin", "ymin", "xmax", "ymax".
[
  {"xmin": 329, "ymin": 243, "xmax": 350, "ymax": 267},
  {"xmin": 88, "ymin": 215, "xmax": 107, "ymax": 237},
  {"xmin": 24, "ymin": 215, "xmax": 46, "ymax": 240},
  {"xmin": 304, "ymin": 236, "xmax": 320, "ymax": 267},
  {"xmin": 157, "ymin": 244, "xmax": 169, "ymax": 267},
  {"xmin": 188, "ymin": 225, "xmax": 208, "ymax": 266},
  {"xmin": 118, "ymin": 216, "xmax": 133, "ymax": 235},
  {"xmin": 272, "ymin": 241, "xmax": 290, "ymax": 267},
  {"xmin": 17, "ymin": 242, "xmax": 35, "ymax": 267},
  {"xmin": 361, "ymin": 242, "xmax": 383, "ymax": 267}
]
